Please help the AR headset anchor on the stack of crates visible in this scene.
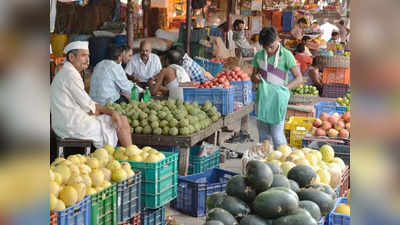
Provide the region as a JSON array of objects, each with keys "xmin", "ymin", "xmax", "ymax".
[
  {"xmin": 116, "ymin": 171, "xmax": 142, "ymax": 225},
  {"xmin": 53, "ymin": 195, "xmax": 91, "ymax": 225}
]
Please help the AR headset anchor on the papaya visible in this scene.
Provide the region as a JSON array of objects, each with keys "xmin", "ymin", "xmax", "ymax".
[
  {"xmin": 265, "ymin": 161, "xmax": 283, "ymax": 175},
  {"xmin": 219, "ymin": 196, "xmax": 250, "ymax": 219},
  {"xmin": 206, "ymin": 208, "xmax": 238, "ymax": 225},
  {"xmin": 270, "ymin": 174, "xmax": 290, "ymax": 188},
  {"xmin": 307, "ymin": 183, "xmax": 337, "ymax": 200},
  {"xmin": 272, "ymin": 208, "xmax": 317, "ymax": 225},
  {"xmin": 299, "ymin": 200, "xmax": 322, "ymax": 221},
  {"xmin": 297, "ymin": 189, "xmax": 335, "ymax": 216},
  {"xmin": 253, "ymin": 189, "xmax": 299, "ymax": 219},
  {"xmin": 204, "ymin": 221, "xmax": 224, "ymax": 225},
  {"xmin": 289, "ymin": 179, "xmax": 300, "ymax": 193},
  {"xmin": 226, "ymin": 175, "xmax": 257, "ymax": 204},
  {"xmin": 239, "ymin": 215, "xmax": 272, "ymax": 225},
  {"xmin": 206, "ymin": 192, "xmax": 227, "ymax": 210}
]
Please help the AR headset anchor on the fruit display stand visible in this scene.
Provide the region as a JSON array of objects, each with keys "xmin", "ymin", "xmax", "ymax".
[
  {"xmin": 116, "ymin": 171, "xmax": 141, "ymax": 224},
  {"xmin": 131, "ymin": 118, "xmax": 223, "ymax": 176},
  {"xmin": 91, "ymin": 184, "xmax": 117, "ymax": 225},
  {"xmin": 54, "ymin": 195, "xmax": 91, "ymax": 225},
  {"xmin": 170, "ymin": 168, "xmax": 238, "ymax": 217},
  {"xmin": 302, "ymin": 137, "xmax": 350, "ymax": 166}
]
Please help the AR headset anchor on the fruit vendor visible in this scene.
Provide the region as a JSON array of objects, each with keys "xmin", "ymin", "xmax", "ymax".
[
  {"xmin": 125, "ymin": 40, "xmax": 162, "ymax": 88},
  {"xmin": 232, "ymin": 19, "xmax": 256, "ymax": 57},
  {"xmin": 290, "ymin": 18, "xmax": 308, "ymax": 41},
  {"xmin": 50, "ymin": 41, "xmax": 133, "ymax": 148},
  {"xmin": 148, "ymin": 49, "xmax": 191, "ymax": 100},
  {"xmin": 90, "ymin": 44, "xmax": 143, "ymax": 106},
  {"xmin": 171, "ymin": 45, "xmax": 214, "ymax": 82},
  {"xmin": 251, "ymin": 26, "xmax": 303, "ymax": 149}
]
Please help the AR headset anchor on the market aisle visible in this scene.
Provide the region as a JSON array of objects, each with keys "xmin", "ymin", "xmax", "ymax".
[{"xmin": 165, "ymin": 116, "xmax": 259, "ymax": 224}]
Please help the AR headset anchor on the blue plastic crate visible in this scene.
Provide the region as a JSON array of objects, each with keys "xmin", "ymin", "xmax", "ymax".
[
  {"xmin": 318, "ymin": 216, "xmax": 328, "ymax": 225},
  {"xmin": 230, "ymin": 80, "xmax": 253, "ymax": 106},
  {"xmin": 193, "ymin": 57, "xmax": 224, "ymax": 76},
  {"xmin": 141, "ymin": 206, "xmax": 165, "ymax": 225},
  {"xmin": 116, "ymin": 171, "xmax": 142, "ymax": 224},
  {"xmin": 170, "ymin": 168, "xmax": 238, "ymax": 217},
  {"xmin": 282, "ymin": 11, "xmax": 295, "ymax": 32},
  {"xmin": 54, "ymin": 196, "xmax": 91, "ymax": 225},
  {"xmin": 183, "ymin": 87, "xmax": 234, "ymax": 115},
  {"xmin": 314, "ymin": 102, "xmax": 347, "ymax": 118},
  {"xmin": 328, "ymin": 198, "xmax": 350, "ymax": 225}
]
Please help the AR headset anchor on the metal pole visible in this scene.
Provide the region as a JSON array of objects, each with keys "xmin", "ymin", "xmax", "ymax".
[
  {"xmin": 186, "ymin": 0, "xmax": 192, "ymax": 55},
  {"xmin": 127, "ymin": 0, "xmax": 134, "ymax": 48},
  {"xmin": 226, "ymin": 0, "xmax": 232, "ymax": 48}
]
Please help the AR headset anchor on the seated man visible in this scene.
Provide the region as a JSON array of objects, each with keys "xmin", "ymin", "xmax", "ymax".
[
  {"xmin": 125, "ymin": 40, "xmax": 162, "ymax": 87},
  {"xmin": 304, "ymin": 57, "xmax": 323, "ymax": 90},
  {"xmin": 148, "ymin": 49, "xmax": 191, "ymax": 100},
  {"xmin": 90, "ymin": 44, "xmax": 143, "ymax": 106},
  {"xmin": 290, "ymin": 18, "xmax": 308, "ymax": 40},
  {"xmin": 171, "ymin": 45, "xmax": 214, "ymax": 82},
  {"xmin": 232, "ymin": 19, "xmax": 256, "ymax": 57},
  {"xmin": 50, "ymin": 41, "xmax": 132, "ymax": 148}
]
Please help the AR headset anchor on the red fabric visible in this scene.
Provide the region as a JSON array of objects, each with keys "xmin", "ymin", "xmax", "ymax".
[{"xmin": 295, "ymin": 53, "xmax": 313, "ymax": 73}]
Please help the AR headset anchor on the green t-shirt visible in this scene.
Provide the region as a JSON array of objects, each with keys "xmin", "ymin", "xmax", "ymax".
[{"xmin": 252, "ymin": 46, "xmax": 297, "ymax": 78}]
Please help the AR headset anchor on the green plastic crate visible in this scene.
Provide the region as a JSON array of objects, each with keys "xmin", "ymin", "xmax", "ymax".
[
  {"xmin": 189, "ymin": 146, "xmax": 220, "ymax": 175},
  {"xmin": 122, "ymin": 152, "xmax": 178, "ymax": 209},
  {"xmin": 91, "ymin": 183, "xmax": 117, "ymax": 225}
]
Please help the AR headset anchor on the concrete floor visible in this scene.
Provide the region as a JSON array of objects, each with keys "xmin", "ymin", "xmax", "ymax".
[{"xmin": 165, "ymin": 116, "xmax": 260, "ymax": 225}]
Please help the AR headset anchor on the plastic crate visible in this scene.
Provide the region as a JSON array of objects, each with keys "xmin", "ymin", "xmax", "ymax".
[
  {"xmin": 116, "ymin": 171, "xmax": 142, "ymax": 223},
  {"xmin": 303, "ymin": 139, "xmax": 350, "ymax": 166},
  {"xmin": 284, "ymin": 116, "xmax": 316, "ymax": 149},
  {"xmin": 189, "ymin": 145, "xmax": 220, "ymax": 175},
  {"xmin": 193, "ymin": 57, "xmax": 224, "ymax": 76},
  {"xmin": 315, "ymin": 102, "xmax": 347, "ymax": 118},
  {"xmin": 230, "ymin": 80, "xmax": 253, "ymax": 106},
  {"xmin": 54, "ymin": 195, "xmax": 91, "ymax": 225},
  {"xmin": 170, "ymin": 168, "xmax": 238, "ymax": 217},
  {"xmin": 91, "ymin": 184, "xmax": 117, "ymax": 225},
  {"xmin": 322, "ymin": 67, "xmax": 350, "ymax": 85},
  {"xmin": 122, "ymin": 152, "xmax": 178, "ymax": 209},
  {"xmin": 318, "ymin": 216, "xmax": 327, "ymax": 225},
  {"xmin": 321, "ymin": 84, "xmax": 349, "ymax": 98},
  {"xmin": 328, "ymin": 198, "xmax": 350, "ymax": 225},
  {"xmin": 282, "ymin": 11, "xmax": 295, "ymax": 33},
  {"xmin": 183, "ymin": 87, "xmax": 234, "ymax": 115},
  {"xmin": 50, "ymin": 212, "xmax": 57, "ymax": 225},
  {"xmin": 141, "ymin": 206, "xmax": 166, "ymax": 225}
]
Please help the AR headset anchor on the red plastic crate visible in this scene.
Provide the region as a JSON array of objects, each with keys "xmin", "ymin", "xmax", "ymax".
[
  {"xmin": 322, "ymin": 67, "xmax": 350, "ymax": 85},
  {"xmin": 118, "ymin": 214, "xmax": 141, "ymax": 225},
  {"xmin": 50, "ymin": 212, "xmax": 57, "ymax": 225}
]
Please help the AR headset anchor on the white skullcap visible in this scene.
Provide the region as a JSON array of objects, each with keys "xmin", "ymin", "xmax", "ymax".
[{"xmin": 63, "ymin": 41, "xmax": 89, "ymax": 54}]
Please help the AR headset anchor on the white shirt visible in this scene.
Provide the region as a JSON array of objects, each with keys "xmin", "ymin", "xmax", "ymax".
[
  {"xmin": 90, "ymin": 60, "xmax": 135, "ymax": 105},
  {"xmin": 50, "ymin": 61, "xmax": 118, "ymax": 147},
  {"xmin": 125, "ymin": 53, "xmax": 162, "ymax": 82},
  {"xmin": 320, "ymin": 22, "xmax": 339, "ymax": 42}
]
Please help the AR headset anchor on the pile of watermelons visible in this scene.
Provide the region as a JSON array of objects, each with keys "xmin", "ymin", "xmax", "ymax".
[{"xmin": 204, "ymin": 160, "xmax": 337, "ymax": 225}]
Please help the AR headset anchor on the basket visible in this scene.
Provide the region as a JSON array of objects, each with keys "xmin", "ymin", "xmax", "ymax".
[
  {"xmin": 122, "ymin": 152, "xmax": 178, "ymax": 209},
  {"xmin": 322, "ymin": 68, "xmax": 350, "ymax": 85},
  {"xmin": 141, "ymin": 206, "xmax": 166, "ymax": 225},
  {"xmin": 170, "ymin": 168, "xmax": 238, "ymax": 217},
  {"xmin": 91, "ymin": 184, "xmax": 117, "ymax": 225},
  {"xmin": 54, "ymin": 195, "xmax": 91, "ymax": 225},
  {"xmin": 189, "ymin": 145, "xmax": 220, "ymax": 175},
  {"xmin": 321, "ymin": 84, "xmax": 349, "ymax": 98},
  {"xmin": 50, "ymin": 212, "xmax": 58, "ymax": 225},
  {"xmin": 230, "ymin": 80, "xmax": 253, "ymax": 106},
  {"xmin": 316, "ymin": 56, "xmax": 350, "ymax": 68},
  {"xmin": 116, "ymin": 171, "xmax": 142, "ymax": 223},
  {"xmin": 284, "ymin": 116, "xmax": 316, "ymax": 148},
  {"xmin": 314, "ymin": 102, "xmax": 347, "ymax": 118},
  {"xmin": 118, "ymin": 214, "xmax": 141, "ymax": 225},
  {"xmin": 193, "ymin": 57, "xmax": 224, "ymax": 76},
  {"xmin": 183, "ymin": 87, "xmax": 234, "ymax": 115},
  {"xmin": 302, "ymin": 138, "xmax": 350, "ymax": 166},
  {"xmin": 328, "ymin": 198, "xmax": 350, "ymax": 225}
]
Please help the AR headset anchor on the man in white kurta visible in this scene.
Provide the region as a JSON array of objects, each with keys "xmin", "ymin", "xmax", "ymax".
[{"xmin": 50, "ymin": 41, "xmax": 133, "ymax": 148}]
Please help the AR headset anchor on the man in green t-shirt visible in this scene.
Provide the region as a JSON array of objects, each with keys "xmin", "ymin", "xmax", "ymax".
[{"xmin": 251, "ymin": 26, "xmax": 303, "ymax": 149}]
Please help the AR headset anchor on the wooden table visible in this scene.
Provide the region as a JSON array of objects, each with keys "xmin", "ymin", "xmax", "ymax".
[
  {"xmin": 131, "ymin": 118, "xmax": 223, "ymax": 176},
  {"xmin": 223, "ymin": 103, "xmax": 254, "ymax": 132}
]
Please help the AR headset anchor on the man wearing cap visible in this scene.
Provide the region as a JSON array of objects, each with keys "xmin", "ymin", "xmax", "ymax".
[
  {"xmin": 125, "ymin": 40, "xmax": 162, "ymax": 88},
  {"xmin": 50, "ymin": 41, "xmax": 133, "ymax": 148}
]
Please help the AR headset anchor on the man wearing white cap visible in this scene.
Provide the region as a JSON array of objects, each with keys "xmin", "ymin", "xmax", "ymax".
[{"xmin": 50, "ymin": 41, "xmax": 133, "ymax": 148}]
